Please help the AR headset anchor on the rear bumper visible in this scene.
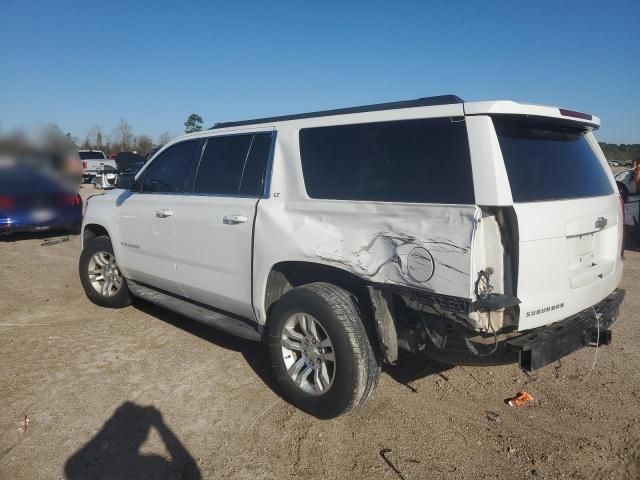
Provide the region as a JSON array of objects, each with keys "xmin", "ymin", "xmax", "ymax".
[
  {"xmin": 0, "ymin": 208, "xmax": 82, "ymax": 235},
  {"xmin": 506, "ymin": 289, "xmax": 625, "ymax": 371}
]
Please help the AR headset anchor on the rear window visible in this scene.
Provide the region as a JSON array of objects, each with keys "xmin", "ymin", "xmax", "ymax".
[
  {"xmin": 494, "ymin": 118, "xmax": 613, "ymax": 202},
  {"xmin": 79, "ymin": 151, "xmax": 105, "ymax": 160},
  {"xmin": 299, "ymin": 117, "xmax": 474, "ymax": 204}
]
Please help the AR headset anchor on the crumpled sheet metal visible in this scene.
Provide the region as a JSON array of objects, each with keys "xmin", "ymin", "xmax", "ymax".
[{"xmin": 253, "ymin": 201, "xmax": 479, "ymax": 322}]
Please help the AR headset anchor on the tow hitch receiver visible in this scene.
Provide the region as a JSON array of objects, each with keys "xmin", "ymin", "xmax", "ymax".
[{"xmin": 506, "ymin": 289, "xmax": 624, "ymax": 371}]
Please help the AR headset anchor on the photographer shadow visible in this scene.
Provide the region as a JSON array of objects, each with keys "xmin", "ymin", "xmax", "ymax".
[{"xmin": 64, "ymin": 401, "xmax": 201, "ymax": 480}]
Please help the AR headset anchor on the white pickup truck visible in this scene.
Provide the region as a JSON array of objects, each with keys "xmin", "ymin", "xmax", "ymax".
[
  {"xmin": 79, "ymin": 150, "xmax": 116, "ymax": 183},
  {"xmin": 79, "ymin": 96, "xmax": 625, "ymax": 418}
]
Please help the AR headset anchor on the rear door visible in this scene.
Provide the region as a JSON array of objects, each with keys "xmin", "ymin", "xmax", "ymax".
[
  {"xmin": 116, "ymin": 139, "xmax": 200, "ymax": 293},
  {"xmin": 493, "ymin": 118, "xmax": 623, "ymax": 330},
  {"xmin": 172, "ymin": 130, "xmax": 274, "ymax": 319}
]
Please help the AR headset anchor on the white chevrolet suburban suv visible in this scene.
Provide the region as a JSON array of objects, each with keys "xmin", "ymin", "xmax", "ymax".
[{"xmin": 79, "ymin": 95, "xmax": 625, "ymax": 418}]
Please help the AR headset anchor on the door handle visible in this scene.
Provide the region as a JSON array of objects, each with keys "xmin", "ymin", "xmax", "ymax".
[
  {"xmin": 156, "ymin": 209, "xmax": 174, "ymax": 218},
  {"xmin": 223, "ymin": 214, "xmax": 248, "ymax": 225}
]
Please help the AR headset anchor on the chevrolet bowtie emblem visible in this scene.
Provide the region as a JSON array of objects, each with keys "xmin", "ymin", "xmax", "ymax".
[{"xmin": 595, "ymin": 217, "xmax": 607, "ymax": 229}]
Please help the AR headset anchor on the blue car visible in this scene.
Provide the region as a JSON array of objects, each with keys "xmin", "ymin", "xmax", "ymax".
[{"xmin": 0, "ymin": 167, "xmax": 83, "ymax": 236}]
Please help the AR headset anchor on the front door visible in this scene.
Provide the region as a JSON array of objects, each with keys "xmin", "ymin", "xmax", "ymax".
[
  {"xmin": 173, "ymin": 130, "xmax": 274, "ymax": 319},
  {"xmin": 116, "ymin": 139, "xmax": 201, "ymax": 294}
]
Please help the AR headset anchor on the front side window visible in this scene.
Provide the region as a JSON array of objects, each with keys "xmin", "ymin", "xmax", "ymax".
[
  {"xmin": 494, "ymin": 118, "xmax": 613, "ymax": 202},
  {"xmin": 140, "ymin": 140, "xmax": 199, "ymax": 193},
  {"xmin": 194, "ymin": 135, "xmax": 253, "ymax": 195},
  {"xmin": 299, "ymin": 118, "xmax": 474, "ymax": 204},
  {"xmin": 193, "ymin": 133, "xmax": 272, "ymax": 196}
]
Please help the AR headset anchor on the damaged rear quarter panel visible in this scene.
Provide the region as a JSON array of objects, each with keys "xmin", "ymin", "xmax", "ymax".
[
  {"xmin": 252, "ymin": 125, "xmax": 479, "ymax": 323},
  {"xmin": 254, "ymin": 201, "xmax": 478, "ymax": 323}
]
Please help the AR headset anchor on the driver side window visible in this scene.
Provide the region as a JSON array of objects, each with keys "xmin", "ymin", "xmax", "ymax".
[{"xmin": 140, "ymin": 140, "xmax": 199, "ymax": 193}]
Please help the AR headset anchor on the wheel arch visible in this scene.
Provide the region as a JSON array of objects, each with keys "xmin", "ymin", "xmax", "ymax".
[
  {"xmin": 82, "ymin": 223, "xmax": 110, "ymax": 248},
  {"xmin": 262, "ymin": 261, "xmax": 385, "ymax": 360}
]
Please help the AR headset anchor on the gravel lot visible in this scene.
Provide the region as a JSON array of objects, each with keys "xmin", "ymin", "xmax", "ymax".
[{"xmin": 1, "ymin": 185, "xmax": 639, "ymax": 480}]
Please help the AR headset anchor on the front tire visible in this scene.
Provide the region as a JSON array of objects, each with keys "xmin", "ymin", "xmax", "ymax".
[
  {"xmin": 268, "ymin": 283, "xmax": 380, "ymax": 418},
  {"xmin": 79, "ymin": 236, "xmax": 131, "ymax": 308}
]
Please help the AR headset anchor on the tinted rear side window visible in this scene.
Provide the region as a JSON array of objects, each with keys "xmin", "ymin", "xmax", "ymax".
[
  {"xmin": 299, "ymin": 118, "xmax": 474, "ymax": 204},
  {"xmin": 494, "ymin": 118, "xmax": 613, "ymax": 202}
]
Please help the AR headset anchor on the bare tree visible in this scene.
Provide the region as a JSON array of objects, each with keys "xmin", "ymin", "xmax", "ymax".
[
  {"xmin": 87, "ymin": 125, "xmax": 105, "ymax": 150},
  {"xmin": 157, "ymin": 132, "xmax": 172, "ymax": 146},
  {"xmin": 112, "ymin": 119, "xmax": 134, "ymax": 152},
  {"xmin": 134, "ymin": 135, "xmax": 154, "ymax": 155}
]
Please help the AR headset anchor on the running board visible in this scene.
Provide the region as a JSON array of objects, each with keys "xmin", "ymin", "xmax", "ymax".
[{"xmin": 127, "ymin": 280, "xmax": 263, "ymax": 342}]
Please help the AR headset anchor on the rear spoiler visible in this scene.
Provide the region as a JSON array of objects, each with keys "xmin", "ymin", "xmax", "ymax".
[{"xmin": 464, "ymin": 101, "xmax": 600, "ymax": 129}]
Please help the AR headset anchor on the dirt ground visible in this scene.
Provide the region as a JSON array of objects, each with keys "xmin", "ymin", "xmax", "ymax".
[{"xmin": 1, "ymin": 185, "xmax": 639, "ymax": 480}]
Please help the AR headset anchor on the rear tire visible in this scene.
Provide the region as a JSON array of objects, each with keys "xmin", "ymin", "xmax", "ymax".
[
  {"xmin": 268, "ymin": 283, "xmax": 380, "ymax": 418},
  {"xmin": 79, "ymin": 236, "xmax": 131, "ymax": 308}
]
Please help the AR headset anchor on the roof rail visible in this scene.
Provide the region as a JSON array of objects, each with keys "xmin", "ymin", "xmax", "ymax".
[{"xmin": 210, "ymin": 94, "xmax": 464, "ymax": 129}]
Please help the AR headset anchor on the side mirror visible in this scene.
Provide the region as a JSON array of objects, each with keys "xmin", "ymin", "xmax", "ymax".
[{"xmin": 116, "ymin": 172, "xmax": 137, "ymax": 190}]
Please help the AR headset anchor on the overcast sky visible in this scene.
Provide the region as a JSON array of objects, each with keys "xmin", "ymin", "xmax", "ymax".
[{"xmin": 1, "ymin": 0, "xmax": 638, "ymax": 143}]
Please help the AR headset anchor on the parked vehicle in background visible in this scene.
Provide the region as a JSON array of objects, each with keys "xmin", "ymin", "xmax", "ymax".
[
  {"xmin": 145, "ymin": 146, "xmax": 162, "ymax": 161},
  {"xmin": 615, "ymin": 168, "xmax": 638, "ymax": 201},
  {"xmin": 616, "ymin": 166, "xmax": 640, "ymax": 230},
  {"xmin": 79, "ymin": 95, "xmax": 625, "ymax": 418},
  {"xmin": 79, "ymin": 150, "xmax": 116, "ymax": 184},
  {"xmin": 114, "ymin": 152, "xmax": 146, "ymax": 173},
  {"xmin": 117, "ymin": 161, "xmax": 145, "ymax": 177},
  {"xmin": 0, "ymin": 165, "xmax": 82, "ymax": 235},
  {"xmin": 91, "ymin": 164, "xmax": 119, "ymax": 190}
]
